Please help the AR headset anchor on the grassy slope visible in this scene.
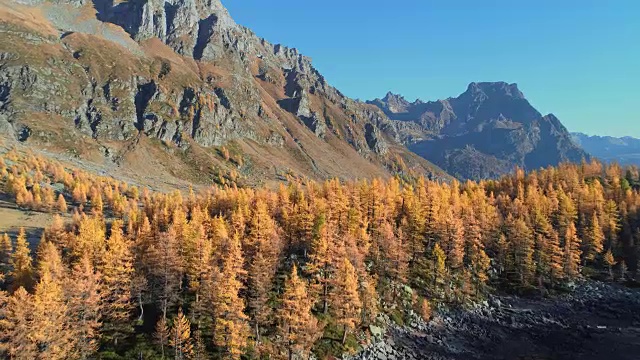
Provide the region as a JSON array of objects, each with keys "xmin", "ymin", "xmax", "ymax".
[{"xmin": 0, "ymin": 1, "xmax": 449, "ymax": 189}]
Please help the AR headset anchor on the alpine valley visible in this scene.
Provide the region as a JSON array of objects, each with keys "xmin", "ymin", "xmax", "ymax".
[
  {"xmin": 1, "ymin": 1, "xmax": 640, "ymax": 360},
  {"xmin": 0, "ymin": 0, "xmax": 587, "ymax": 185}
]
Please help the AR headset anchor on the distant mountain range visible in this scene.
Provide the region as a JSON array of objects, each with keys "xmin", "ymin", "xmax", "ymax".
[
  {"xmin": 368, "ymin": 82, "xmax": 588, "ymax": 180},
  {"xmin": 572, "ymin": 133, "xmax": 640, "ymax": 166},
  {"xmin": 0, "ymin": 0, "xmax": 590, "ymax": 183}
]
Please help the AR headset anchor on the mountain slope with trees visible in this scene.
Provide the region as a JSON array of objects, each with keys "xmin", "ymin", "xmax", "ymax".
[{"xmin": 0, "ymin": 147, "xmax": 639, "ymax": 359}]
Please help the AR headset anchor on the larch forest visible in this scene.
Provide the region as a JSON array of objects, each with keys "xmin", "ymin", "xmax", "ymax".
[{"xmin": 1, "ymin": 149, "xmax": 639, "ymax": 360}]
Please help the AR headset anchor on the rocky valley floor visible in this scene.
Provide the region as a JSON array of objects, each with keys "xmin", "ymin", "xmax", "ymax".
[{"xmin": 350, "ymin": 281, "xmax": 640, "ymax": 360}]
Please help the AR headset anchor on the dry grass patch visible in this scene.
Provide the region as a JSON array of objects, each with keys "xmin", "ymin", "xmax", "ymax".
[
  {"xmin": 62, "ymin": 32, "xmax": 149, "ymax": 82},
  {"xmin": 0, "ymin": 199, "xmax": 56, "ymax": 246},
  {"xmin": 0, "ymin": 0, "xmax": 58, "ymax": 37}
]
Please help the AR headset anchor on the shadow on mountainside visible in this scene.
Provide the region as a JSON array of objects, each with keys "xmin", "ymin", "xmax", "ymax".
[{"xmin": 351, "ymin": 281, "xmax": 640, "ymax": 360}]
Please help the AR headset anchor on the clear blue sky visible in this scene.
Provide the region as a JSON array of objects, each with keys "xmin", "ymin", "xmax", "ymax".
[{"xmin": 224, "ymin": 0, "xmax": 639, "ymax": 137}]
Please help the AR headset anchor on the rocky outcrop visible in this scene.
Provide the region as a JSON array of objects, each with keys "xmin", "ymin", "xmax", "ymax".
[
  {"xmin": 2, "ymin": 0, "xmax": 392, "ymax": 146},
  {"xmin": 95, "ymin": 0, "xmax": 238, "ymax": 58},
  {"xmin": 349, "ymin": 281, "xmax": 640, "ymax": 360},
  {"xmin": 0, "ymin": 0, "xmax": 443, "ymax": 184},
  {"xmin": 369, "ymin": 82, "xmax": 588, "ymax": 179},
  {"xmin": 277, "ymin": 90, "xmax": 329, "ymax": 139},
  {"xmin": 0, "ymin": 58, "xmax": 256, "ymax": 146},
  {"xmin": 365, "ymin": 123, "xmax": 388, "ymax": 155}
]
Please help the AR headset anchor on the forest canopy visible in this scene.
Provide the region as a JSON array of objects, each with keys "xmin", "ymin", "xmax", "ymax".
[{"xmin": 1, "ymin": 149, "xmax": 639, "ymax": 359}]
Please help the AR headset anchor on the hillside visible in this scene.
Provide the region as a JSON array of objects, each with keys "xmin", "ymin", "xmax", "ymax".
[
  {"xmin": 0, "ymin": 0, "xmax": 445, "ymax": 188},
  {"xmin": 1, "ymin": 146, "xmax": 640, "ymax": 359},
  {"xmin": 0, "ymin": 2, "xmax": 636, "ymax": 360},
  {"xmin": 369, "ymin": 82, "xmax": 589, "ymax": 180},
  {"xmin": 572, "ymin": 133, "xmax": 640, "ymax": 166}
]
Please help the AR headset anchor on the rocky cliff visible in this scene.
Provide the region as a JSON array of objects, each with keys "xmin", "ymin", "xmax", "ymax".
[
  {"xmin": 0, "ymin": 0, "xmax": 444, "ymax": 187},
  {"xmin": 369, "ymin": 82, "xmax": 588, "ymax": 179}
]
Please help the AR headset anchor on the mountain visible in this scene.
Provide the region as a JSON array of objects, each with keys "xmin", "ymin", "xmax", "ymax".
[
  {"xmin": 0, "ymin": 0, "xmax": 445, "ymax": 188},
  {"xmin": 368, "ymin": 82, "xmax": 589, "ymax": 180},
  {"xmin": 572, "ymin": 133, "xmax": 640, "ymax": 166}
]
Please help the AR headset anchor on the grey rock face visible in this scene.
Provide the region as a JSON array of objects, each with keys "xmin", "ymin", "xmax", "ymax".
[
  {"xmin": 277, "ymin": 91, "xmax": 328, "ymax": 139},
  {"xmin": 97, "ymin": 0, "xmax": 239, "ymax": 60},
  {"xmin": 51, "ymin": 0, "xmax": 86, "ymax": 7},
  {"xmin": 369, "ymin": 82, "xmax": 588, "ymax": 179},
  {"xmin": 138, "ymin": 0, "xmax": 168, "ymax": 42},
  {"xmin": 2, "ymin": 0, "xmax": 428, "ymax": 182},
  {"xmin": 365, "ymin": 123, "xmax": 388, "ymax": 155},
  {"xmin": 0, "ymin": 114, "xmax": 13, "ymax": 137},
  {"xmin": 350, "ymin": 281, "xmax": 640, "ymax": 360},
  {"xmin": 301, "ymin": 112, "xmax": 326, "ymax": 139},
  {"xmin": 0, "ymin": 65, "xmax": 45, "ymax": 138},
  {"xmin": 0, "ymin": 54, "xmax": 256, "ymax": 148},
  {"xmin": 0, "ymin": 0, "xmax": 262, "ymax": 148}
]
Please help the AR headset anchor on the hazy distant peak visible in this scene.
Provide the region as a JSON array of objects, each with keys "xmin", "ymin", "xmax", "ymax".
[
  {"xmin": 464, "ymin": 82, "xmax": 525, "ymax": 100},
  {"xmin": 380, "ymin": 92, "xmax": 411, "ymax": 113},
  {"xmin": 572, "ymin": 132, "xmax": 640, "ymax": 166}
]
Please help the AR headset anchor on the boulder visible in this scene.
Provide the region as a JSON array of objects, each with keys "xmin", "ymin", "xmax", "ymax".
[{"xmin": 369, "ymin": 325, "xmax": 384, "ymax": 339}]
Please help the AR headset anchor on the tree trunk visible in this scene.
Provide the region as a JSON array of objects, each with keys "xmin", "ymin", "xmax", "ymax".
[
  {"xmin": 323, "ymin": 278, "xmax": 328, "ymax": 314},
  {"xmin": 475, "ymin": 278, "xmax": 479, "ymax": 297},
  {"xmin": 162, "ymin": 299, "xmax": 168, "ymax": 322},
  {"xmin": 342, "ymin": 325, "xmax": 348, "ymax": 345},
  {"xmin": 288, "ymin": 327, "xmax": 293, "ymax": 360},
  {"xmin": 433, "ymin": 257, "xmax": 437, "ymax": 289},
  {"xmin": 255, "ymin": 321, "xmax": 260, "ymax": 345},
  {"xmin": 138, "ymin": 293, "xmax": 144, "ymax": 321}
]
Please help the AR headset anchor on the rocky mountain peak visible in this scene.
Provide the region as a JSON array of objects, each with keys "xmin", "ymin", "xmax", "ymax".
[
  {"xmin": 1, "ymin": 0, "xmax": 446, "ymax": 185},
  {"xmin": 379, "ymin": 92, "xmax": 411, "ymax": 113},
  {"xmin": 382, "ymin": 91, "xmax": 403, "ymax": 101},
  {"xmin": 203, "ymin": 0, "xmax": 237, "ymax": 26},
  {"xmin": 89, "ymin": 0, "xmax": 242, "ymax": 60},
  {"xmin": 367, "ymin": 83, "xmax": 587, "ymax": 179},
  {"xmin": 464, "ymin": 81, "xmax": 525, "ymax": 100}
]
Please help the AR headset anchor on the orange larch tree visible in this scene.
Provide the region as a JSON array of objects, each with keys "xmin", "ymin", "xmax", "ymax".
[
  {"xmin": 210, "ymin": 232, "xmax": 249, "ymax": 359},
  {"xmin": 328, "ymin": 257, "xmax": 362, "ymax": 344},
  {"xmin": 246, "ymin": 199, "xmax": 282, "ymax": 342},
  {"xmin": 98, "ymin": 220, "xmax": 135, "ymax": 347},
  {"xmin": 0, "ymin": 287, "xmax": 38, "ymax": 359},
  {"xmin": 32, "ymin": 244, "xmax": 74, "ymax": 359},
  {"xmin": 67, "ymin": 255, "xmax": 103, "ymax": 359},
  {"xmin": 307, "ymin": 215, "xmax": 335, "ymax": 314},
  {"xmin": 582, "ymin": 212, "xmax": 605, "ymax": 265},
  {"xmin": 0, "ymin": 233, "xmax": 12, "ymax": 288},
  {"xmin": 9, "ymin": 228, "xmax": 33, "ymax": 292},
  {"xmin": 169, "ymin": 308, "xmax": 194, "ymax": 360},
  {"xmin": 56, "ymin": 194, "xmax": 67, "ymax": 213},
  {"xmin": 72, "ymin": 215, "xmax": 106, "ymax": 266},
  {"xmin": 563, "ymin": 222, "xmax": 582, "ymax": 278},
  {"xmin": 276, "ymin": 265, "xmax": 320, "ymax": 360},
  {"xmin": 149, "ymin": 226, "xmax": 183, "ymax": 322}
]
